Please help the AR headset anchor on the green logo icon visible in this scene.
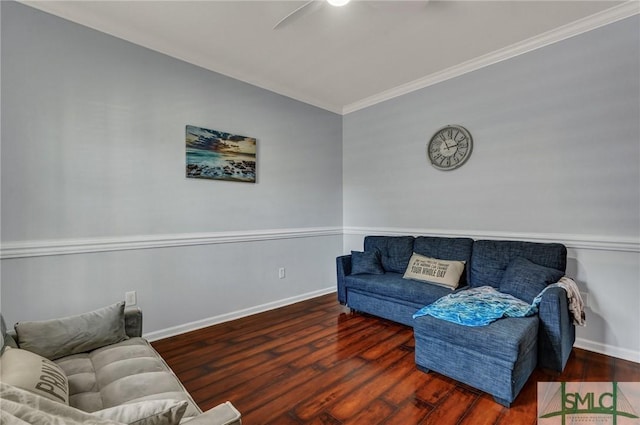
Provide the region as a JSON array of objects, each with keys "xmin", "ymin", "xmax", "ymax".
[{"xmin": 539, "ymin": 382, "xmax": 639, "ymax": 424}]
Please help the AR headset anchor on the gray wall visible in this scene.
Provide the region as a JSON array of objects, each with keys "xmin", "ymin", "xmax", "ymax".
[
  {"xmin": 0, "ymin": 1, "xmax": 343, "ymax": 337},
  {"xmin": 343, "ymin": 15, "xmax": 640, "ymax": 361},
  {"xmin": 1, "ymin": 2, "xmax": 639, "ymax": 362}
]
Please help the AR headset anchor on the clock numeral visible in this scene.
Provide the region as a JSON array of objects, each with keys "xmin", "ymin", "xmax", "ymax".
[{"xmin": 432, "ymin": 153, "xmax": 445, "ymax": 165}]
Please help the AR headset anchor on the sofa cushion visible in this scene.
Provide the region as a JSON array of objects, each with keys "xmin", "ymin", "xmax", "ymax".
[
  {"xmin": 345, "ymin": 273, "xmax": 453, "ymax": 307},
  {"xmin": 54, "ymin": 337, "xmax": 201, "ymax": 419},
  {"xmin": 350, "ymin": 250, "xmax": 384, "ymax": 275},
  {"xmin": 364, "ymin": 236, "xmax": 414, "ymax": 273},
  {"xmin": 94, "ymin": 399, "xmax": 188, "ymax": 425},
  {"xmin": 0, "ymin": 347, "xmax": 69, "ymax": 404},
  {"xmin": 402, "ymin": 253, "xmax": 465, "ymax": 290},
  {"xmin": 413, "ymin": 313, "xmax": 539, "ymax": 364},
  {"xmin": 15, "ymin": 302, "xmax": 128, "ymax": 360},
  {"xmin": 500, "ymin": 257, "xmax": 565, "ymax": 304},
  {"xmin": 469, "ymin": 240, "xmax": 567, "ymax": 289}
]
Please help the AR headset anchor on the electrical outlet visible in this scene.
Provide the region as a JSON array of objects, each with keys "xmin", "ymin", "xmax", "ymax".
[
  {"xmin": 278, "ymin": 267, "xmax": 286, "ymax": 279},
  {"xmin": 580, "ymin": 292, "xmax": 589, "ymax": 308},
  {"xmin": 125, "ymin": 291, "xmax": 137, "ymax": 306}
]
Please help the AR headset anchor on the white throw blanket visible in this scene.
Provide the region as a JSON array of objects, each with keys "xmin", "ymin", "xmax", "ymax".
[{"xmin": 543, "ymin": 277, "xmax": 586, "ymax": 326}]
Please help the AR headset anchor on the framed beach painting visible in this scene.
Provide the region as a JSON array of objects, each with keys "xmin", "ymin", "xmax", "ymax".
[{"xmin": 186, "ymin": 125, "xmax": 257, "ymax": 183}]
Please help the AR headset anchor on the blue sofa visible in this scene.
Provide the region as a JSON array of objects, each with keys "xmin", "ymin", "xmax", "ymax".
[{"xmin": 336, "ymin": 235, "xmax": 575, "ymax": 406}]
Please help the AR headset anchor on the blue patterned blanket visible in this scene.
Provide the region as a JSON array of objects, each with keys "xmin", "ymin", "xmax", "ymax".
[{"xmin": 413, "ymin": 286, "xmax": 538, "ymax": 326}]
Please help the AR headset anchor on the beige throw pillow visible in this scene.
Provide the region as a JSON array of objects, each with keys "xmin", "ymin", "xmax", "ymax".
[
  {"xmin": 403, "ymin": 253, "xmax": 465, "ymax": 290},
  {"xmin": 0, "ymin": 347, "xmax": 69, "ymax": 404},
  {"xmin": 0, "ymin": 382, "xmax": 123, "ymax": 425}
]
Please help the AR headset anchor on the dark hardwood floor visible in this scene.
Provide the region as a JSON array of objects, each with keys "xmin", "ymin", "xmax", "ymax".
[{"xmin": 152, "ymin": 294, "xmax": 640, "ymax": 425}]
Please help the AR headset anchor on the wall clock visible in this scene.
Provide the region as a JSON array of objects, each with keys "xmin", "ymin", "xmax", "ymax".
[{"xmin": 427, "ymin": 125, "xmax": 473, "ymax": 171}]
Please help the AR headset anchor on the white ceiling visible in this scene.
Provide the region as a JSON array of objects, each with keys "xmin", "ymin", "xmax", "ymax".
[{"xmin": 21, "ymin": 1, "xmax": 639, "ymax": 114}]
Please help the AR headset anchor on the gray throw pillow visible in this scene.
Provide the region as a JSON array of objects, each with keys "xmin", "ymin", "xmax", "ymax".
[
  {"xmin": 351, "ymin": 250, "xmax": 385, "ymax": 275},
  {"xmin": 499, "ymin": 257, "xmax": 564, "ymax": 304},
  {"xmin": 15, "ymin": 302, "xmax": 128, "ymax": 360}
]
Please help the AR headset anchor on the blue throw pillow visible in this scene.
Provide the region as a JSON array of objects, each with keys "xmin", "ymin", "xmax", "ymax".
[
  {"xmin": 351, "ymin": 250, "xmax": 385, "ymax": 275},
  {"xmin": 499, "ymin": 257, "xmax": 564, "ymax": 304}
]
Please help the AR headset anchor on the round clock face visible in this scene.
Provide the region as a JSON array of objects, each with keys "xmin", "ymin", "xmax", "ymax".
[{"xmin": 427, "ymin": 125, "xmax": 473, "ymax": 171}]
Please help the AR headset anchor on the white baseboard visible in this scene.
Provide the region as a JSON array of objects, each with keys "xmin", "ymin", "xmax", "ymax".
[
  {"xmin": 575, "ymin": 337, "xmax": 640, "ymax": 364},
  {"xmin": 145, "ymin": 288, "xmax": 639, "ymax": 365},
  {"xmin": 144, "ymin": 287, "xmax": 337, "ymax": 342}
]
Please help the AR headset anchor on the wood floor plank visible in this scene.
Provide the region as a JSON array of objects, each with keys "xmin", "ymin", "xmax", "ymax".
[
  {"xmin": 328, "ymin": 351, "xmax": 414, "ymax": 420},
  {"xmin": 615, "ymin": 357, "xmax": 640, "ymax": 381},
  {"xmin": 420, "ymin": 387, "xmax": 476, "ymax": 425},
  {"xmin": 359, "ymin": 329, "xmax": 413, "ymax": 361},
  {"xmin": 293, "ymin": 346, "xmax": 409, "ymax": 421},
  {"xmin": 381, "ymin": 368, "xmax": 434, "ymax": 406},
  {"xmin": 302, "ymin": 413, "xmax": 342, "ymax": 425},
  {"xmin": 243, "ymin": 357, "xmax": 368, "ymax": 424},
  {"xmin": 459, "ymin": 395, "xmax": 505, "ymax": 425},
  {"xmin": 415, "ymin": 373, "xmax": 457, "ymax": 405},
  {"xmin": 584, "ymin": 351, "xmax": 616, "ymax": 381},
  {"xmin": 152, "ymin": 293, "xmax": 640, "ymax": 425},
  {"xmin": 341, "ymin": 399, "xmax": 395, "ymax": 425},
  {"xmin": 381, "ymin": 399, "xmax": 432, "ymax": 425}
]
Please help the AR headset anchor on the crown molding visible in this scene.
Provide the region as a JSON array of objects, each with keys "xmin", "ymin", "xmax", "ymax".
[
  {"xmin": 343, "ymin": 227, "xmax": 640, "ymax": 253},
  {"xmin": 342, "ymin": 1, "xmax": 640, "ymax": 115},
  {"xmin": 19, "ymin": 1, "xmax": 639, "ymax": 116},
  {"xmin": 0, "ymin": 227, "xmax": 343, "ymax": 259}
]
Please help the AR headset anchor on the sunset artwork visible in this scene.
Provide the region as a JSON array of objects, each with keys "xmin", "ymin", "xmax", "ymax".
[{"xmin": 186, "ymin": 125, "xmax": 257, "ymax": 183}]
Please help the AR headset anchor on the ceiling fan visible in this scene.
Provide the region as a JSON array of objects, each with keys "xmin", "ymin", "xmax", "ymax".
[
  {"xmin": 273, "ymin": 0, "xmax": 428, "ymax": 30},
  {"xmin": 273, "ymin": 0, "xmax": 354, "ymax": 30}
]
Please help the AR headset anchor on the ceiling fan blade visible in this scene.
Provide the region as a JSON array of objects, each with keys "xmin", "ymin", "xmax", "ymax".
[
  {"xmin": 273, "ymin": 0, "xmax": 323, "ymax": 30},
  {"xmin": 364, "ymin": 1, "xmax": 430, "ymax": 12}
]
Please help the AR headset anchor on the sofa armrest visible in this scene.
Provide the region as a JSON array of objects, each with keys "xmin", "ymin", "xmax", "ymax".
[
  {"xmin": 125, "ymin": 306, "xmax": 143, "ymax": 338},
  {"xmin": 182, "ymin": 402, "xmax": 241, "ymax": 425},
  {"xmin": 336, "ymin": 255, "xmax": 352, "ymax": 305},
  {"xmin": 538, "ymin": 286, "xmax": 575, "ymax": 372}
]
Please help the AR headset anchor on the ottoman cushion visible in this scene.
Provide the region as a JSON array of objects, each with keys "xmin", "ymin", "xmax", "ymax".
[{"xmin": 413, "ymin": 314, "xmax": 538, "ymax": 364}]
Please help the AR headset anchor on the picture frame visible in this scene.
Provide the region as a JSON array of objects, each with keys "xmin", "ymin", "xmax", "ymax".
[{"xmin": 186, "ymin": 125, "xmax": 256, "ymax": 183}]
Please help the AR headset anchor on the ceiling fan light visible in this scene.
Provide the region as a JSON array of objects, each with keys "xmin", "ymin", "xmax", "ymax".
[{"xmin": 327, "ymin": 0, "xmax": 350, "ymax": 7}]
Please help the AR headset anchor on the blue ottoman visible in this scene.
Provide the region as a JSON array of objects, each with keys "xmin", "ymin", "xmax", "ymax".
[{"xmin": 413, "ymin": 313, "xmax": 538, "ymax": 407}]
